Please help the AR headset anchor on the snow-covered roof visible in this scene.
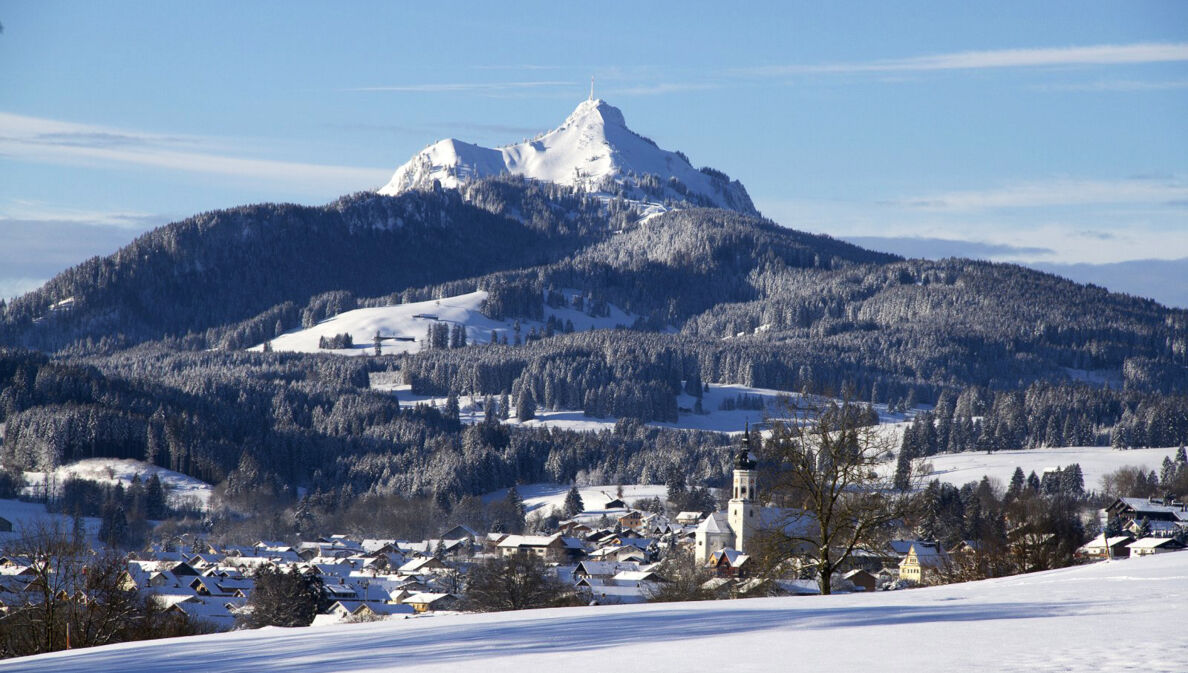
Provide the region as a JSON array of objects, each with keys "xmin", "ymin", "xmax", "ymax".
[
  {"xmin": 1078, "ymin": 534, "xmax": 1133, "ymax": 551},
  {"xmin": 1126, "ymin": 537, "xmax": 1184, "ymax": 549},
  {"xmin": 905, "ymin": 542, "xmax": 949, "ymax": 567},
  {"xmin": 1114, "ymin": 498, "xmax": 1188, "ymax": 521},
  {"xmin": 696, "ymin": 512, "xmax": 729, "ymax": 535}
]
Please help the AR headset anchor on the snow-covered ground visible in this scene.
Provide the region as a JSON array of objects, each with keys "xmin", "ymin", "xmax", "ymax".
[
  {"xmin": 253, "ymin": 289, "xmax": 637, "ymax": 356},
  {"xmin": 919, "ymin": 445, "xmax": 1182, "ymax": 491},
  {"xmin": 483, "ymin": 483, "xmax": 670, "ymax": 515},
  {"xmin": 379, "ymin": 381, "xmax": 913, "ymax": 437},
  {"xmin": 13, "ymin": 550, "xmax": 1187, "ymax": 672},
  {"xmin": 23, "ymin": 458, "xmax": 213, "ymax": 510},
  {"xmin": 0, "ymin": 498, "xmax": 102, "ymax": 543}
]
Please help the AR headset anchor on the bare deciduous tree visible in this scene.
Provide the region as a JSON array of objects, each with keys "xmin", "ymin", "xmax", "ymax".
[{"xmin": 759, "ymin": 397, "xmax": 920, "ymax": 595}]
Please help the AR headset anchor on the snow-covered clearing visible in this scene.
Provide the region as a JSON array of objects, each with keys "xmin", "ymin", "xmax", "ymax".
[
  {"xmin": 483, "ymin": 483, "xmax": 670, "ymax": 514},
  {"xmin": 13, "ymin": 551, "xmax": 1187, "ymax": 672},
  {"xmin": 377, "ymin": 381, "xmax": 913, "ymax": 437},
  {"xmin": 23, "ymin": 458, "xmax": 213, "ymax": 509},
  {"xmin": 0, "ymin": 498, "xmax": 101, "ymax": 544},
  {"xmin": 919, "ymin": 445, "xmax": 1182, "ymax": 490},
  {"xmin": 253, "ymin": 289, "xmax": 637, "ymax": 356}
]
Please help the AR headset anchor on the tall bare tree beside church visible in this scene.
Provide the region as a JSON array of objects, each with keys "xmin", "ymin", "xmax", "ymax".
[{"xmin": 759, "ymin": 396, "xmax": 920, "ymax": 594}]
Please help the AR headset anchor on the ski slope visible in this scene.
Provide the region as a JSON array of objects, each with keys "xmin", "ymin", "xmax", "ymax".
[
  {"xmin": 919, "ymin": 445, "xmax": 1182, "ymax": 491},
  {"xmin": 379, "ymin": 99, "xmax": 756, "ymax": 215},
  {"xmin": 252, "ymin": 289, "xmax": 636, "ymax": 356},
  {"xmin": 11, "ymin": 549, "xmax": 1186, "ymax": 672}
]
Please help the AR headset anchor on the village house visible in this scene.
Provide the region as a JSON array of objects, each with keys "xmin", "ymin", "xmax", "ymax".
[
  {"xmin": 1126, "ymin": 537, "xmax": 1186, "ymax": 556},
  {"xmin": 1106, "ymin": 497, "xmax": 1188, "ymax": 523},
  {"xmin": 496, "ymin": 534, "xmax": 586, "ymax": 562},
  {"xmin": 403, "ymin": 592, "xmax": 459, "ymax": 613},
  {"xmin": 709, "ymin": 548, "xmax": 752, "ymax": 579},
  {"xmin": 616, "ymin": 511, "xmax": 643, "ymax": 530},
  {"xmin": 843, "ymin": 568, "xmax": 878, "ymax": 592},
  {"xmin": 1075, "ymin": 534, "xmax": 1134, "ymax": 561},
  {"xmin": 898, "ymin": 542, "xmax": 949, "ymax": 585}
]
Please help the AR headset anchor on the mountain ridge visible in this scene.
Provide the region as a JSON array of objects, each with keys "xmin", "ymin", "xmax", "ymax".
[{"xmin": 379, "ymin": 99, "xmax": 758, "ymax": 215}]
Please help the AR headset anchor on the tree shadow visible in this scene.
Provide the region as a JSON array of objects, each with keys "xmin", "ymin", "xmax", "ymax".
[{"xmin": 14, "ymin": 597, "xmax": 1096, "ymax": 672}]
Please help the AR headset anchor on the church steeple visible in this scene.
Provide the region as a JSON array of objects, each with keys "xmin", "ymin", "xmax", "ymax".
[
  {"xmin": 728, "ymin": 424, "xmax": 759, "ymax": 553},
  {"xmin": 735, "ymin": 421, "xmax": 757, "ymax": 470}
]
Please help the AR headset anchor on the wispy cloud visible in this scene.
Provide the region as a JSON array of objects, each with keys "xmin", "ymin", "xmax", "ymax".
[
  {"xmin": 602, "ymin": 82, "xmax": 717, "ymax": 96},
  {"xmin": 737, "ymin": 42, "xmax": 1188, "ymax": 77},
  {"xmin": 329, "ymin": 121, "xmax": 542, "ymax": 138},
  {"xmin": 0, "ymin": 112, "xmax": 389, "ymax": 191},
  {"xmin": 0, "ymin": 200, "xmax": 167, "ymax": 228},
  {"xmin": 843, "ymin": 236, "xmax": 1055, "ymax": 260},
  {"xmin": 1030, "ymin": 79, "xmax": 1188, "ymax": 92},
  {"xmin": 0, "ymin": 214, "xmax": 172, "ymax": 299},
  {"xmin": 345, "ymin": 81, "xmax": 572, "ymax": 93},
  {"xmin": 896, "ymin": 178, "xmax": 1188, "ymax": 211}
]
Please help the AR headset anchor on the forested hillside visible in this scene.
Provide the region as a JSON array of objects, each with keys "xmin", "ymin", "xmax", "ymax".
[{"xmin": 1, "ymin": 176, "xmax": 1187, "ymax": 520}]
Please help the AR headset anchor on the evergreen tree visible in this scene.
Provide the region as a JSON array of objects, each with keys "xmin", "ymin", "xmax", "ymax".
[
  {"xmin": 504, "ymin": 486, "xmax": 526, "ymax": 521},
  {"xmin": 517, "ymin": 388, "xmax": 536, "ymax": 421},
  {"xmin": 1005, "ymin": 467, "xmax": 1026, "ymax": 502},
  {"xmin": 98, "ymin": 504, "xmax": 128, "ymax": 548},
  {"xmin": 893, "ymin": 447, "xmax": 912, "ymax": 492},
  {"xmin": 563, "ymin": 485, "xmax": 584, "ymax": 517},
  {"xmin": 483, "ymin": 394, "xmax": 497, "ymax": 424}
]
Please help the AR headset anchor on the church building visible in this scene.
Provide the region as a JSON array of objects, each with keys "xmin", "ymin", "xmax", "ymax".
[
  {"xmin": 695, "ymin": 430, "xmax": 760, "ymax": 563},
  {"xmin": 694, "ymin": 428, "xmax": 814, "ymax": 564}
]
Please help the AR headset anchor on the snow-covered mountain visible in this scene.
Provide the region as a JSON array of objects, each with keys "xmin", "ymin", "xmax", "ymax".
[{"xmin": 379, "ymin": 98, "xmax": 758, "ymax": 215}]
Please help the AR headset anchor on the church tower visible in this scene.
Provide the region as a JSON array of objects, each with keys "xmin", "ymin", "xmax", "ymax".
[{"xmin": 727, "ymin": 425, "xmax": 758, "ymax": 553}]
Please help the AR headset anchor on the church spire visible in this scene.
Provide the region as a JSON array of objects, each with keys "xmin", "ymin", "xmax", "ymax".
[{"xmin": 735, "ymin": 423, "xmax": 757, "ymax": 470}]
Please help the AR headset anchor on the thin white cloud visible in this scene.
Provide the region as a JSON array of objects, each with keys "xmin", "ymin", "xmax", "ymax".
[
  {"xmin": 0, "ymin": 112, "xmax": 389, "ymax": 191},
  {"xmin": 897, "ymin": 178, "xmax": 1188, "ymax": 211},
  {"xmin": 1031, "ymin": 79, "xmax": 1188, "ymax": 92},
  {"xmin": 757, "ymin": 192, "xmax": 1188, "ymax": 265},
  {"xmin": 345, "ymin": 81, "xmax": 572, "ymax": 93},
  {"xmin": 603, "ymin": 82, "xmax": 717, "ymax": 96},
  {"xmin": 0, "ymin": 199, "xmax": 166, "ymax": 228},
  {"xmin": 739, "ymin": 43, "xmax": 1188, "ymax": 76}
]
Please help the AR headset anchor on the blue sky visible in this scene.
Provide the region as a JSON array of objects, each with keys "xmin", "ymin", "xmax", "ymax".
[{"xmin": 1, "ymin": 1, "xmax": 1186, "ymax": 300}]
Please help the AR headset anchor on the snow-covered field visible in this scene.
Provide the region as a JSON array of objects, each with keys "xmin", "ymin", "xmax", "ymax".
[
  {"xmin": 12, "ymin": 551, "xmax": 1187, "ymax": 672},
  {"xmin": 483, "ymin": 483, "xmax": 670, "ymax": 514},
  {"xmin": 23, "ymin": 458, "xmax": 213, "ymax": 509},
  {"xmin": 919, "ymin": 445, "xmax": 1182, "ymax": 491},
  {"xmin": 253, "ymin": 289, "xmax": 637, "ymax": 356},
  {"xmin": 379, "ymin": 381, "xmax": 913, "ymax": 437},
  {"xmin": 0, "ymin": 498, "xmax": 101, "ymax": 544}
]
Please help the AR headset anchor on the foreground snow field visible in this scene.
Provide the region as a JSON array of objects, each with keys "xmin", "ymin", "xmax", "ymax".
[{"xmin": 9, "ymin": 552, "xmax": 1185, "ymax": 673}]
